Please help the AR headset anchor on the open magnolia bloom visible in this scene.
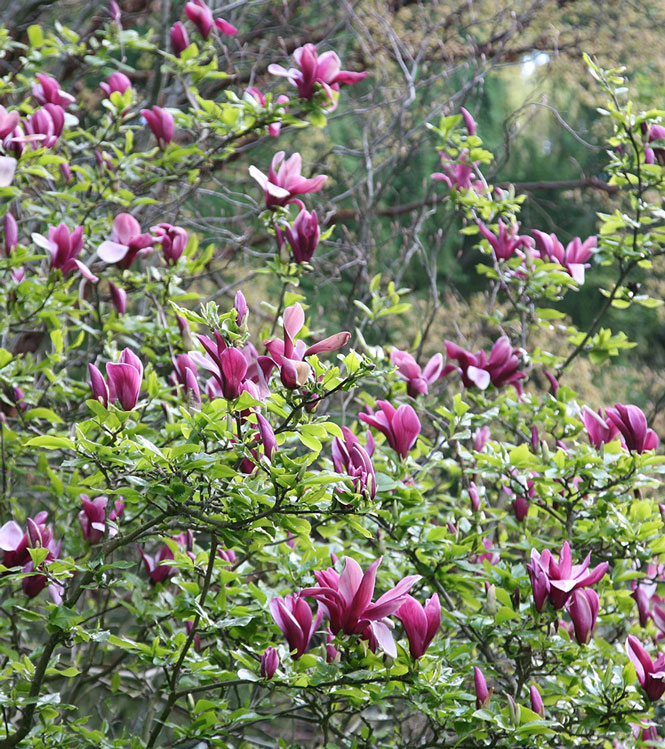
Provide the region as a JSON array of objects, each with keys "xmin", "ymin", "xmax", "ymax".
[
  {"xmin": 301, "ymin": 556, "xmax": 421, "ymax": 658},
  {"xmin": 249, "ymin": 152, "xmax": 327, "ymax": 209},
  {"xmin": 97, "ymin": 213, "xmax": 155, "ymax": 269}
]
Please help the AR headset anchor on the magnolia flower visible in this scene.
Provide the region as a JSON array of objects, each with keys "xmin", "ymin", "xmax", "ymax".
[
  {"xmin": 478, "ymin": 220, "xmax": 533, "ymax": 261},
  {"xmin": 32, "ymin": 74, "xmax": 75, "ymax": 109},
  {"xmin": 0, "ymin": 511, "xmax": 53, "ymax": 568},
  {"xmin": 23, "ymin": 104, "xmax": 65, "ymax": 149},
  {"xmin": 0, "ymin": 106, "xmax": 19, "ymax": 139},
  {"xmin": 263, "ymin": 303, "xmax": 350, "ymax": 389},
  {"xmin": 32, "ymin": 223, "xmax": 98, "ymax": 282},
  {"xmin": 260, "ymin": 647, "xmax": 279, "ymax": 679},
  {"xmin": 109, "ymin": 282, "xmax": 127, "ymax": 314},
  {"xmin": 140, "ymin": 106, "xmax": 174, "ymax": 147},
  {"xmin": 100, "ymin": 72, "xmax": 131, "ymax": 98},
  {"xmin": 432, "ymin": 149, "xmax": 483, "ymax": 191},
  {"xmin": 0, "ymin": 156, "xmax": 16, "ymax": 188},
  {"xmin": 90, "ymin": 347, "xmax": 144, "ymax": 411},
  {"xmin": 605, "ymin": 403, "xmax": 659, "ymax": 453},
  {"xmin": 582, "ymin": 406, "xmax": 620, "ymax": 449},
  {"xmin": 279, "ymin": 207, "xmax": 320, "ymax": 263},
  {"xmin": 443, "ymin": 337, "xmax": 526, "ymax": 394},
  {"xmin": 185, "ymin": 1, "xmax": 238, "ymax": 39},
  {"xmin": 527, "ymin": 541, "xmax": 608, "ymax": 611},
  {"xmin": 301, "ymin": 556, "xmax": 421, "ymax": 658},
  {"xmin": 568, "ymin": 588, "xmax": 599, "ymax": 645},
  {"xmin": 645, "ymin": 124, "xmax": 665, "ymax": 166},
  {"xmin": 268, "ymin": 43, "xmax": 367, "ymax": 109},
  {"xmin": 270, "ymin": 594, "xmax": 322, "ymax": 658},
  {"xmin": 359, "ymin": 401, "xmax": 421, "ymax": 459},
  {"xmin": 249, "ymin": 152, "xmax": 327, "ymax": 209},
  {"xmin": 3, "ymin": 211, "xmax": 17, "ymax": 256},
  {"xmin": 460, "ymin": 106, "xmax": 476, "ymax": 136},
  {"xmin": 332, "ymin": 427, "xmax": 376, "ymax": 498},
  {"xmin": 151, "ymin": 223, "xmax": 188, "ymax": 265},
  {"xmin": 529, "ymin": 685, "xmax": 545, "ymax": 718},
  {"xmin": 396, "ymin": 593, "xmax": 441, "ymax": 658},
  {"xmin": 190, "ymin": 332, "xmax": 248, "ymax": 400},
  {"xmin": 474, "ymin": 667, "xmax": 491, "ymax": 709},
  {"xmin": 170, "ymin": 22, "xmax": 190, "ymax": 57},
  {"xmin": 79, "ymin": 495, "xmax": 125, "ymax": 543},
  {"xmin": 532, "ymin": 230, "xmax": 597, "ymax": 285},
  {"xmin": 626, "ymin": 635, "xmax": 665, "ymax": 701},
  {"xmin": 234, "ymin": 290, "xmax": 248, "ymax": 326},
  {"xmin": 97, "ymin": 213, "xmax": 155, "ymax": 268},
  {"xmin": 139, "ymin": 531, "xmax": 194, "ymax": 585},
  {"xmin": 390, "ymin": 350, "xmax": 443, "ymax": 397}
]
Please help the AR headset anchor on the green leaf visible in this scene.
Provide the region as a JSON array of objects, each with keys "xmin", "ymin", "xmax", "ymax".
[
  {"xmin": 25, "ymin": 435, "xmax": 75, "ymax": 450},
  {"xmin": 25, "ymin": 408, "xmax": 64, "ymax": 424}
]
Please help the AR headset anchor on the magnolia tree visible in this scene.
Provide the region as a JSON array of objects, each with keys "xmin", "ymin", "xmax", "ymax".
[{"xmin": 1, "ymin": 3, "xmax": 665, "ymax": 748}]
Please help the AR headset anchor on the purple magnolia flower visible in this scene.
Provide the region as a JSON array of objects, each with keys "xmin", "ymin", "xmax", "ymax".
[
  {"xmin": 23, "ymin": 104, "xmax": 66, "ymax": 149},
  {"xmin": 269, "ymin": 593, "xmax": 322, "ymax": 658},
  {"xmin": 263, "ymin": 303, "xmax": 350, "ymax": 389},
  {"xmin": 94, "ymin": 347, "xmax": 143, "ymax": 411},
  {"xmin": 527, "ymin": 541, "xmax": 608, "ymax": 611},
  {"xmin": 390, "ymin": 350, "xmax": 443, "ymax": 398},
  {"xmin": 190, "ymin": 332, "xmax": 248, "ymax": 400},
  {"xmin": 268, "ymin": 43, "xmax": 367, "ymax": 109},
  {"xmin": 218, "ymin": 547, "xmax": 236, "ymax": 565},
  {"xmin": 478, "ymin": 220, "xmax": 534, "ymax": 261},
  {"xmin": 605, "ymin": 403, "xmax": 659, "ymax": 453},
  {"xmin": 100, "ymin": 72, "xmax": 131, "ymax": 98},
  {"xmin": 443, "ymin": 337, "xmax": 526, "ymax": 394},
  {"xmin": 530, "ymin": 685, "xmax": 545, "ymax": 718},
  {"xmin": 214, "ymin": 18, "xmax": 238, "ymax": 35},
  {"xmin": 358, "ymin": 401, "xmax": 421, "ymax": 459},
  {"xmin": 2, "ymin": 512, "xmax": 63, "ymax": 603},
  {"xmin": 332, "ymin": 427, "xmax": 376, "ymax": 498},
  {"xmin": 249, "ymin": 151, "xmax": 327, "ymax": 209},
  {"xmin": 474, "ymin": 667, "xmax": 491, "ymax": 709},
  {"xmin": 432, "ymin": 149, "xmax": 483, "ymax": 191},
  {"xmin": 3, "ymin": 211, "xmax": 17, "ymax": 257},
  {"xmin": 631, "ymin": 561, "xmax": 665, "ymax": 627},
  {"xmin": 109, "ymin": 281, "xmax": 127, "ymax": 314},
  {"xmin": 460, "ymin": 106, "xmax": 476, "ymax": 136},
  {"xmin": 261, "ymin": 647, "xmax": 279, "ymax": 679},
  {"xmin": 532, "ymin": 230, "xmax": 597, "ymax": 285},
  {"xmin": 32, "ymin": 223, "xmax": 98, "ymax": 282},
  {"xmin": 301, "ymin": 556, "xmax": 421, "ymax": 658},
  {"xmin": 626, "ymin": 635, "xmax": 665, "ymax": 701},
  {"xmin": 233, "ymin": 290, "xmax": 248, "ymax": 326},
  {"xmin": 151, "ymin": 223, "xmax": 188, "ymax": 265},
  {"xmin": 645, "ymin": 124, "xmax": 665, "ymax": 166},
  {"xmin": 396, "ymin": 593, "xmax": 441, "ymax": 658},
  {"xmin": 568, "ymin": 588, "xmax": 599, "ymax": 645},
  {"xmin": 240, "ymin": 412, "xmax": 278, "ymax": 473},
  {"xmin": 140, "ymin": 106, "xmax": 174, "ymax": 147},
  {"xmin": 97, "ymin": 213, "xmax": 155, "ymax": 268},
  {"xmin": 0, "ymin": 106, "xmax": 19, "ymax": 139},
  {"xmin": 32, "ymin": 74, "xmax": 75, "ymax": 109},
  {"xmin": 185, "ymin": 0, "xmax": 213, "ymax": 38},
  {"xmin": 0, "ymin": 512, "xmax": 52, "ymax": 568},
  {"xmin": 79, "ymin": 495, "xmax": 125, "ymax": 544},
  {"xmin": 473, "ymin": 426, "xmax": 490, "ymax": 451},
  {"xmin": 280, "ymin": 207, "xmax": 320, "ymax": 263},
  {"xmin": 139, "ymin": 530, "xmax": 194, "ymax": 585},
  {"xmin": 170, "ymin": 22, "xmax": 190, "ymax": 57},
  {"xmin": 582, "ymin": 406, "xmax": 620, "ymax": 449}
]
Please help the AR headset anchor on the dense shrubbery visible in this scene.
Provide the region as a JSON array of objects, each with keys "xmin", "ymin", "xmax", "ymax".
[{"xmin": 2, "ymin": 3, "xmax": 665, "ymax": 747}]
